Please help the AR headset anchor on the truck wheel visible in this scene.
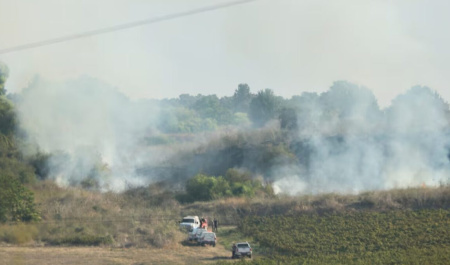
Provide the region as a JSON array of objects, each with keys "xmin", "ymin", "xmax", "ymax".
[
  {"xmin": 249, "ymin": 255, "xmax": 252, "ymax": 259},
  {"xmin": 213, "ymin": 243, "xmax": 216, "ymax": 247}
]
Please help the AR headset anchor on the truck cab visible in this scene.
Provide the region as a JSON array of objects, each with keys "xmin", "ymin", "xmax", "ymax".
[{"xmin": 179, "ymin": 215, "xmax": 200, "ymax": 232}]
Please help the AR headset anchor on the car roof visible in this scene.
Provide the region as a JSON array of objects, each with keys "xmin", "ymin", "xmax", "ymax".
[{"xmin": 236, "ymin": 242, "xmax": 250, "ymax": 245}]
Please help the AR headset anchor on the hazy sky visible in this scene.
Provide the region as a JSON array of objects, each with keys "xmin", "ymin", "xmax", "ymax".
[{"xmin": 1, "ymin": 0, "xmax": 449, "ymax": 107}]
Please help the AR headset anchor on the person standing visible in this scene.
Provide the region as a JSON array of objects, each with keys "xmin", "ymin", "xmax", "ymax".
[{"xmin": 213, "ymin": 218, "xmax": 218, "ymax": 232}]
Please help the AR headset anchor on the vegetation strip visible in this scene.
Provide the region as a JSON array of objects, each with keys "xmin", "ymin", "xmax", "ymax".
[{"xmin": 230, "ymin": 209, "xmax": 450, "ymax": 264}]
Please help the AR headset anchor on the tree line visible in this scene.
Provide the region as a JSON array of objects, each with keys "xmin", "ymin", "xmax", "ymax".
[
  {"xmin": 0, "ymin": 62, "xmax": 39, "ymax": 222},
  {"xmin": 1, "ymin": 58, "xmax": 450, "ymax": 222}
]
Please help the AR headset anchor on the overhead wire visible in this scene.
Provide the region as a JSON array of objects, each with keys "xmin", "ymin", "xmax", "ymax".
[{"xmin": 0, "ymin": 0, "xmax": 260, "ymax": 55}]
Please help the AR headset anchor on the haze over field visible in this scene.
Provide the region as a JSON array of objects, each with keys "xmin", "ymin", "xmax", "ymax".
[{"xmin": 1, "ymin": 0, "xmax": 449, "ymax": 194}]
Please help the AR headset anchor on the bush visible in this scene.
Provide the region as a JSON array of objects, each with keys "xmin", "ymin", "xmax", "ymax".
[
  {"xmin": 0, "ymin": 157, "xmax": 36, "ymax": 184},
  {"xmin": 0, "ymin": 223, "xmax": 38, "ymax": 244},
  {"xmin": 182, "ymin": 170, "xmax": 275, "ymax": 203},
  {"xmin": 0, "ymin": 174, "xmax": 40, "ymax": 222},
  {"xmin": 186, "ymin": 174, "xmax": 232, "ymax": 201}
]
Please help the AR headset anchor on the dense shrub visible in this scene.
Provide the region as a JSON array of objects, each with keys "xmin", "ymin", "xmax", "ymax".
[
  {"xmin": 181, "ymin": 170, "xmax": 274, "ymax": 203},
  {"xmin": 186, "ymin": 174, "xmax": 232, "ymax": 201},
  {"xmin": 0, "ymin": 174, "xmax": 40, "ymax": 222}
]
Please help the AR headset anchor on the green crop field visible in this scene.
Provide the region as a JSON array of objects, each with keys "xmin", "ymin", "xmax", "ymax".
[{"xmin": 218, "ymin": 209, "xmax": 450, "ymax": 265}]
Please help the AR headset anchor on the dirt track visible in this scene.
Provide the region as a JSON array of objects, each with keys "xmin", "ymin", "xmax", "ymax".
[{"xmin": 0, "ymin": 244, "xmax": 232, "ymax": 265}]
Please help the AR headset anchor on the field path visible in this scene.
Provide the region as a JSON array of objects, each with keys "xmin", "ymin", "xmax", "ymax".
[{"xmin": 0, "ymin": 244, "xmax": 232, "ymax": 265}]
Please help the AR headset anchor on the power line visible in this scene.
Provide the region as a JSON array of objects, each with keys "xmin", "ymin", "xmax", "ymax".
[{"xmin": 0, "ymin": 0, "xmax": 260, "ymax": 55}]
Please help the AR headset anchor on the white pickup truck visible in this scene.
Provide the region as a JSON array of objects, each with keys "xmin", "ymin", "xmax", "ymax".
[
  {"xmin": 179, "ymin": 216, "xmax": 200, "ymax": 232},
  {"xmin": 232, "ymin": 242, "xmax": 252, "ymax": 259}
]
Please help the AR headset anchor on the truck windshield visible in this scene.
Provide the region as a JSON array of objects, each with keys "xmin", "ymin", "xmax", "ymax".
[
  {"xmin": 237, "ymin": 243, "xmax": 250, "ymax": 248},
  {"xmin": 182, "ymin": 218, "xmax": 194, "ymax": 223}
]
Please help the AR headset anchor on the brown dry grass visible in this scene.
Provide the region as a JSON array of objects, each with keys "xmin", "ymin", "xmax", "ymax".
[
  {"xmin": 183, "ymin": 185, "xmax": 450, "ymax": 223},
  {"xmin": 27, "ymin": 181, "xmax": 184, "ymax": 248},
  {"xmin": 7, "ymin": 181, "xmax": 446, "ymax": 248},
  {"xmin": 0, "ymin": 245, "xmax": 232, "ymax": 265}
]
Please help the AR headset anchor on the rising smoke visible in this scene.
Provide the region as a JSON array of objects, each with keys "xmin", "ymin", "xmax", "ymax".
[
  {"xmin": 15, "ymin": 78, "xmax": 450, "ymax": 194},
  {"xmin": 17, "ymin": 76, "xmax": 163, "ymax": 190},
  {"xmin": 272, "ymin": 82, "xmax": 450, "ymax": 194}
]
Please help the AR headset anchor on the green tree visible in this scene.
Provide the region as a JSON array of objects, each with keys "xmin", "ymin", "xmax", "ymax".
[
  {"xmin": 232, "ymin": 83, "xmax": 253, "ymax": 113},
  {"xmin": 0, "ymin": 157, "xmax": 36, "ymax": 184},
  {"xmin": 158, "ymin": 107, "xmax": 219, "ymax": 133},
  {"xmin": 320, "ymin": 81, "xmax": 380, "ymax": 121},
  {"xmin": 178, "ymin": 94, "xmax": 200, "ymax": 108},
  {"xmin": 0, "ymin": 66, "xmax": 39, "ymax": 222},
  {"xmin": 192, "ymin": 95, "xmax": 233, "ymax": 125},
  {"xmin": 231, "ymin": 112, "xmax": 250, "ymax": 126},
  {"xmin": 0, "ymin": 95, "xmax": 16, "ymax": 136},
  {"xmin": 186, "ymin": 174, "xmax": 231, "ymax": 201},
  {"xmin": 279, "ymin": 108, "xmax": 298, "ymax": 131},
  {"xmin": 0, "ymin": 174, "xmax": 40, "ymax": 222},
  {"xmin": 287, "ymin": 92, "xmax": 320, "ymax": 130},
  {"xmin": 387, "ymin": 85, "xmax": 450, "ymax": 132},
  {"xmin": 249, "ymin": 89, "xmax": 281, "ymax": 127},
  {"xmin": 225, "ymin": 168, "xmax": 255, "ymax": 197},
  {"xmin": 192, "ymin": 95, "xmax": 221, "ymax": 118},
  {"xmin": 157, "ymin": 107, "xmax": 180, "ymax": 133},
  {"xmin": 0, "ymin": 62, "xmax": 9, "ymax": 96},
  {"xmin": 186, "ymin": 174, "xmax": 215, "ymax": 201},
  {"xmin": 0, "ymin": 95, "xmax": 36, "ymax": 185}
]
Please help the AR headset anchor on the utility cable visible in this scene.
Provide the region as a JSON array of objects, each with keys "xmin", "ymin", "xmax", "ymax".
[{"xmin": 0, "ymin": 0, "xmax": 260, "ymax": 55}]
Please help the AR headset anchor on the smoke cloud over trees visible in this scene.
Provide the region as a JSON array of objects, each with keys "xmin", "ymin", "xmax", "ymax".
[{"xmin": 5, "ymin": 74, "xmax": 450, "ymax": 195}]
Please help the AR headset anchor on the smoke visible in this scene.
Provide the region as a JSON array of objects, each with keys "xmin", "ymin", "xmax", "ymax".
[
  {"xmin": 16, "ymin": 76, "xmax": 162, "ymax": 191},
  {"xmin": 14, "ymin": 77, "xmax": 450, "ymax": 194},
  {"xmin": 272, "ymin": 81, "xmax": 450, "ymax": 195}
]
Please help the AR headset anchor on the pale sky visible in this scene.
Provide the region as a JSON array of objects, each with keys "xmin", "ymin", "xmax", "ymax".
[{"xmin": 0, "ymin": 0, "xmax": 449, "ymax": 107}]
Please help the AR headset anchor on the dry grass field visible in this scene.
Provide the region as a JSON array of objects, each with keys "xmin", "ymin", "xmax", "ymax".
[
  {"xmin": 1, "ymin": 184, "xmax": 448, "ymax": 265},
  {"xmin": 0, "ymin": 244, "xmax": 232, "ymax": 265}
]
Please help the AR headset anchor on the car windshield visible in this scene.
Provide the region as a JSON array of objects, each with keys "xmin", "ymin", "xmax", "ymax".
[
  {"xmin": 237, "ymin": 243, "xmax": 250, "ymax": 248},
  {"xmin": 182, "ymin": 218, "xmax": 194, "ymax": 223}
]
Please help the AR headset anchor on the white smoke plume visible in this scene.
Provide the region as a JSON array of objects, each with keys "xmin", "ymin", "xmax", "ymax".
[
  {"xmin": 15, "ymin": 77, "xmax": 450, "ymax": 194},
  {"xmin": 17, "ymin": 76, "xmax": 161, "ymax": 191},
  {"xmin": 273, "ymin": 82, "xmax": 450, "ymax": 195}
]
